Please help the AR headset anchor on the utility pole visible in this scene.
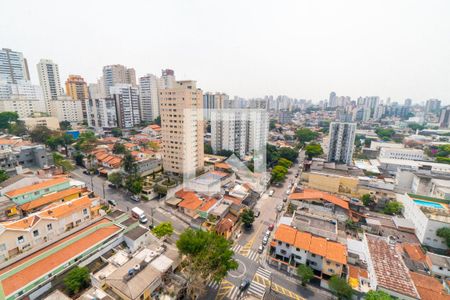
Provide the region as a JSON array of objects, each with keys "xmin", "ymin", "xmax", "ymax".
[{"xmin": 102, "ymin": 182, "xmax": 106, "ymax": 199}]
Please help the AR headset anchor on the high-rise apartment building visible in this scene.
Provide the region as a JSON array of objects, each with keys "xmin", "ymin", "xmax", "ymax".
[
  {"xmin": 160, "ymin": 80, "xmax": 204, "ymax": 176},
  {"xmin": 0, "ymin": 81, "xmax": 46, "ymax": 118},
  {"xmin": 65, "ymin": 75, "xmax": 89, "ymax": 120},
  {"xmin": 404, "ymin": 98, "xmax": 412, "ymax": 107},
  {"xmin": 36, "ymin": 59, "xmax": 63, "ymax": 113},
  {"xmin": 103, "ymin": 64, "xmax": 136, "ymax": 97},
  {"xmin": 49, "ymin": 96, "xmax": 83, "ymax": 124},
  {"xmin": 139, "ymin": 74, "xmax": 160, "ymax": 122},
  {"xmin": 425, "ymin": 99, "xmax": 441, "ymax": 114},
  {"xmin": 203, "ymin": 92, "xmax": 229, "ymax": 119},
  {"xmin": 0, "ymin": 48, "xmax": 30, "ymax": 84},
  {"xmin": 327, "ymin": 122, "xmax": 356, "ymax": 165},
  {"xmin": 160, "ymin": 69, "xmax": 176, "ymax": 89},
  {"xmin": 85, "ymin": 98, "xmax": 117, "ymax": 130},
  {"xmin": 110, "ymin": 84, "xmax": 140, "ymax": 128},
  {"xmin": 439, "ymin": 106, "xmax": 450, "ymax": 128}
]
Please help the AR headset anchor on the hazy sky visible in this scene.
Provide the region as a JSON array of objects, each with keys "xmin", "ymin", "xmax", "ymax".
[{"xmin": 1, "ymin": 0, "xmax": 450, "ymax": 103}]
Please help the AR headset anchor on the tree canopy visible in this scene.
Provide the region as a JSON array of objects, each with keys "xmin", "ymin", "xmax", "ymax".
[
  {"xmin": 329, "ymin": 275, "xmax": 353, "ymax": 299},
  {"xmin": 64, "ymin": 266, "xmax": 90, "ymax": 295},
  {"xmin": 305, "ymin": 143, "xmax": 323, "ymax": 159},
  {"xmin": 383, "ymin": 201, "xmax": 402, "ymax": 215},
  {"xmin": 271, "ymin": 165, "xmax": 288, "ymax": 182},
  {"xmin": 241, "ymin": 209, "xmax": 255, "ymax": 228},
  {"xmin": 0, "ymin": 170, "xmax": 9, "ymax": 183},
  {"xmin": 111, "ymin": 127, "xmax": 122, "ymax": 137},
  {"xmin": 0, "ymin": 112, "xmax": 19, "ymax": 131},
  {"xmin": 204, "ymin": 143, "xmax": 213, "ymax": 154},
  {"xmin": 176, "ymin": 229, "xmax": 238, "ymax": 297},
  {"xmin": 437, "ymin": 227, "xmax": 450, "ymax": 248},
  {"xmin": 108, "ymin": 171, "xmax": 124, "ymax": 187},
  {"xmin": 361, "ymin": 194, "xmax": 374, "ymax": 207},
  {"xmin": 30, "ymin": 125, "xmax": 53, "ymax": 143},
  {"xmin": 365, "ymin": 290, "xmax": 393, "ymax": 300},
  {"xmin": 297, "ymin": 264, "xmax": 314, "ymax": 286},
  {"xmin": 375, "ymin": 128, "xmax": 395, "ymax": 140},
  {"xmin": 113, "ymin": 143, "xmax": 127, "ymax": 154},
  {"xmin": 295, "ymin": 128, "xmax": 319, "ymax": 143},
  {"xmin": 59, "ymin": 121, "xmax": 72, "ymax": 131},
  {"xmin": 279, "ymin": 147, "xmax": 298, "ymax": 162},
  {"xmin": 278, "ymin": 158, "xmax": 293, "ymax": 169},
  {"xmin": 152, "ymin": 222, "xmax": 174, "ymax": 239}
]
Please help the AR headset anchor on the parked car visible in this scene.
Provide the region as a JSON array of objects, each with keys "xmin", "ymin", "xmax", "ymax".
[
  {"xmin": 108, "ymin": 183, "xmax": 117, "ymax": 189},
  {"xmin": 268, "ymin": 190, "xmax": 274, "ymax": 196},
  {"xmin": 262, "ymin": 235, "xmax": 269, "ymax": 245},
  {"xmin": 268, "ymin": 224, "xmax": 275, "ymax": 231},
  {"xmin": 265, "ymin": 230, "xmax": 271, "ymax": 237},
  {"xmin": 285, "ymin": 189, "xmax": 290, "ymax": 195},
  {"xmin": 239, "ymin": 279, "xmax": 251, "ymax": 290},
  {"xmin": 258, "ymin": 244, "xmax": 264, "ymax": 254},
  {"xmin": 131, "ymin": 195, "xmax": 140, "ymax": 202},
  {"xmin": 283, "ymin": 197, "xmax": 288, "ymax": 202},
  {"xmin": 254, "ymin": 209, "xmax": 261, "ymax": 217},
  {"xmin": 276, "ymin": 204, "xmax": 283, "ymax": 212},
  {"xmin": 108, "ymin": 199, "xmax": 117, "ymax": 206}
]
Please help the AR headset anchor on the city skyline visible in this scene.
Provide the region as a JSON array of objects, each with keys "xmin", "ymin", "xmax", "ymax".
[{"xmin": 1, "ymin": 0, "xmax": 450, "ymax": 103}]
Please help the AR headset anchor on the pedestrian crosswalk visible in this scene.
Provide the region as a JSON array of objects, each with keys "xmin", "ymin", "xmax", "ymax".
[
  {"xmin": 207, "ymin": 280, "xmax": 221, "ymax": 290},
  {"xmin": 231, "ymin": 244, "xmax": 260, "ymax": 262},
  {"xmin": 209, "ymin": 279, "xmax": 242, "ymax": 300},
  {"xmin": 248, "ymin": 267, "xmax": 271, "ymax": 299}
]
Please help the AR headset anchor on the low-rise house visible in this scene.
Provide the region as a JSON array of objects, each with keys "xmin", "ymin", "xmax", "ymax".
[
  {"xmin": 363, "ymin": 233, "xmax": 420, "ymax": 300},
  {"xmin": 409, "ymin": 271, "xmax": 450, "ymax": 300},
  {"xmin": 269, "ymin": 224, "xmax": 347, "ymax": 278},
  {"xmin": 426, "ymin": 252, "xmax": 450, "ymax": 279},
  {"xmin": 142, "ymin": 124, "xmax": 161, "ymax": 139},
  {"xmin": 0, "ymin": 195, "xmax": 101, "ymax": 261},
  {"xmin": 215, "ymin": 212, "xmax": 239, "ymax": 239}
]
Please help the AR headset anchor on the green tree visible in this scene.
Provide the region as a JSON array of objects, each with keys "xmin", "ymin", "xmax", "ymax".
[
  {"xmin": 148, "ymin": 141, "xmax": 160, "ymax": 151},
  {"xmin": 269, "ymin": 119, "xmax": 277, "ymax": 130},
  {"xmin": 111, "ymin": 127, "xmax": 122, "ymax": 137},
  {"xmin": 108, "ymin": 171, "xmax": 124, "ymax": 187},
  {"xmin": 365, "ymin": 290, "xmax": 393, "ymax": 300},
  {"xmin": 408, "ymin": 122, "xmax": 424, "ymax": 132},
  {"xmin": 375, "ymin": 128, "xmax": 395, "ymax": 140},
  {"xmin": 46, "ymin": 136, "xmax": 61, "ymax": 151},
  {"xmin": 63, "ymin": 266, "xmax": 90, "ymax": 295},
  {"xmin": 176, "ymin": 229, "xmax": 238, "ymax": 297},
  {"xmin": 436, "ymin": 157, "xmax": 450, "ymax": 164},
  {"xmin": 0, "ymin": 170, "xmax": 9, "ymax": 183},
  {"xmin": 241, "ymin": 209, "xmax": 255, "ymax": 228},
  {"xmin": 9, "ymin": 120, "xmax": 28, "ymax": 136},
  {"xmin": 278, "ymin": 158, "xmax": 293, "ymax": 169},
  {"xmin": 154, "ymin": 116, "xmax": 161, "ymax": 126},
  {"xmin": 0, "ymin": 112, "xmax": 19, "ymax": 130},
  {"xmin": 204, "ymin": 143, "xmax": 213, "ymax": 154},
  {"xmin": 329, "ymin": 275, "xmax": 353, "ymax": 299},
  {"xmin": 279, "ymin": 147, "xmax": 298, "ymax": 162},
  {"xmin": 295, "ymin": 128, "xmax": 319, "ymax": 143},
  {"xmin": 122, "ymin": 151, "xmax": 137, "ymax": 174},
  {"xmin": 30, "ymin": 125, "xmax": 53, "ymax": 143},
  {"xmin": 361, "ymin": 194, "xmax": 374, "ymax": 206},
  {"xmin": 271, "ymin": 165, "xmax": 288, "ymax": 182},
  {"xmin": 59, "ymin": 121, "xmax": 72, "ymax": 130},
  {"xmin": 113, "ymin": 143, "xmax": 126, "ymax": 154},
  {"xmin": 267, "ymin": 144, "xmax": 280, "ymax": 166},
  {"xmin": 53, "ymin": 153, "xmax": 74, "ymax": 173},
  {"xmin": 125, "ymin": 175, "xmax": 142, "ymax": 194},
  {"xmin": 305, "ymin": 143, "xmax": 323, "ymax": 159},
  {"xmin": 296, "ymin": 264, "xmax": 314, "ymax": 286},
  {"xmin": 60, "ymin": 133, "xmax": 75, "ymax": 157},
  {"xmin": 152, "ymin": 222, "xmax": 174, "ymax": 239},
  {"xmin": 74, "ymin": 131, "xmax": 97, "ymax": 153},
  {"xmin": 73, "ymin": 152, "xmax": 84, "ymax": 166},
  {"xmin": 436, "ymin": 227, "xmax": 450, "ymax": 248},
  {"xmin": 383, "ymin": 201, "xmax": 402, "ymax": 215}
]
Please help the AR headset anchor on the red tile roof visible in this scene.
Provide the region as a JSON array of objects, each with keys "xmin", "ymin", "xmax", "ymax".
[
  {"xmin": 289, "ymin": 189, "xmax": 349, "ymax": 210},
  {"xmin": 20, "ymin": 187, "xmax": 84, "ymax": 212},
  {"xmin": 274, "ymin": 224, "xmax": 347, "ymax": 264},
  {"xmin": 409, "ymin": 272, "xmax": 450, "ymax": 300},
  {"xmin": 5, "ymin": 177, "xmax": 69, "ymax": 198},
  {"xmin": 0, "ymin": 219, "xmax": 121, "ymax": 297},
  {"xmin": 403, "ymin": 243, "xmax": 426, "ymax": 263},
  {"xmin": 199, "ymin": 198, "xmax": 217, "ymax": 212},
  {"xmin": 177, "ymin": 192, "xmax": 202, "ymax": 211}
]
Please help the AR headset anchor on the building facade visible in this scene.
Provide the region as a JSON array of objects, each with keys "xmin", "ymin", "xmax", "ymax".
[
  {"xmin": 103, "ymin": 64, "xmax": 136, "ymax": 97},
  {"xmin": 49, "ymin": 96, "xmax": 83, "ymax": 124},
  {"xmin": 36, "ymin": 59, "xmax": 63, "ymax": 113},
  {"xmin": 0, "ymin": 48, "xmax": 30, "ymax": 84},
  {"xmin": 110, "ymin": 84, "xmax": 140, "ymax": 128},
  {"xmin": 160, "ymin": 80, "xmax": 204, "ymax": 176},
  {"xmin": 327, "ymin": 122, "xmax": 356, "ymax": 165},
  {"xmin": 379, "ymin": 147, "xmax": 424, "ymax": 161},
  {"xmin": 85, "ymin": 98, "xmax": 118, "ymax": 130},
  {"xmin": 139, "ymin": 74, "xmax": 160, "ymax": 122},
  {"xmin": 65, "ymin": 74, "xmax": 89, "ymax": 120}
]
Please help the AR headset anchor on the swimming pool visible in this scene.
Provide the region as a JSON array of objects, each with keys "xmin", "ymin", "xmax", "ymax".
[{"xmin": 413, "ymin": 199, "xmax": 444, "ymax": 209}]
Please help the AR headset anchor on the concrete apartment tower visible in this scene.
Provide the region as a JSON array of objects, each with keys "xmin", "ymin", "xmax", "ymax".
[
  {"xmin": 160, "ymin": 69, "xmax": 175, "ymax": 89},
  {"xmin": 327, "ymin": 122, "xmax": 356, "ymax": 165},
  {"xmin": 139, "ymin": 74, "xmax": 160, "ymax": 122},
  {"xmin": 110, "ymin": 84, "xmax": 140, "ymax": 129},
  {"xmin": 0, "ymin": 48, "xmax": 30, "ymax": 84},
  {"xmin": 160, "ymin": 80, "xmax": 204, "ymax": 177},
  {"xmin": 65, "ymin": 75, "xmax": 89, "ymax": 120},
  {"xmin": 102, "ymin": 64, "xmax": 137, "ymax": 97},
  {"xmin": 36, "ymin": 59, "xmax": 63, "ymax": 114}
]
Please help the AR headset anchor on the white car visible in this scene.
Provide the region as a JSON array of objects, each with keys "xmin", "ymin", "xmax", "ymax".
[
  {"xmin": 277, "ymin": 204, "xmax": 283, "ymax": 212},
  {"xmin": 268, "ymin": 190, "xmax": 274, "ymax": 196},
  {"xmin": 262, "ymin": 235, "xmax": 269, "ymax": 245},
  {"xmin": 286, "ymin": 189, "xmax": 291, "ymax": 195}
]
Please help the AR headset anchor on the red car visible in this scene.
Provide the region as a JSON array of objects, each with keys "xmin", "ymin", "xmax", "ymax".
[{"xmin": 268, "ymin": 224, "xmax": 274, "ymax": 231}]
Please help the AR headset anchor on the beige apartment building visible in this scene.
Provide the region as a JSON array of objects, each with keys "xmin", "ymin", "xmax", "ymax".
[{"xmin": 160, "ymin": 80, "xmax": 204, "ymax": 177}]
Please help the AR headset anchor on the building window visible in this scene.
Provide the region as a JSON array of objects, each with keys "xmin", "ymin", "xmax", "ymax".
[
  {"xmin": 311, "ymin": 254, "xmax": 316, "ymax": 258},
  {"xmin": 47, "ymin": 224, "xmax": 52, "ymax": 231},
  {"xmin": 17, "ymin": 236, "xmax": 25, "ymax": 244},
  {"xmin": 83, "ymin": 208, "xmax": 88, "ymax": 215},
  {"xmin": 33, "ymin": 230, "xmax": 39, "ymax": 237}
]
